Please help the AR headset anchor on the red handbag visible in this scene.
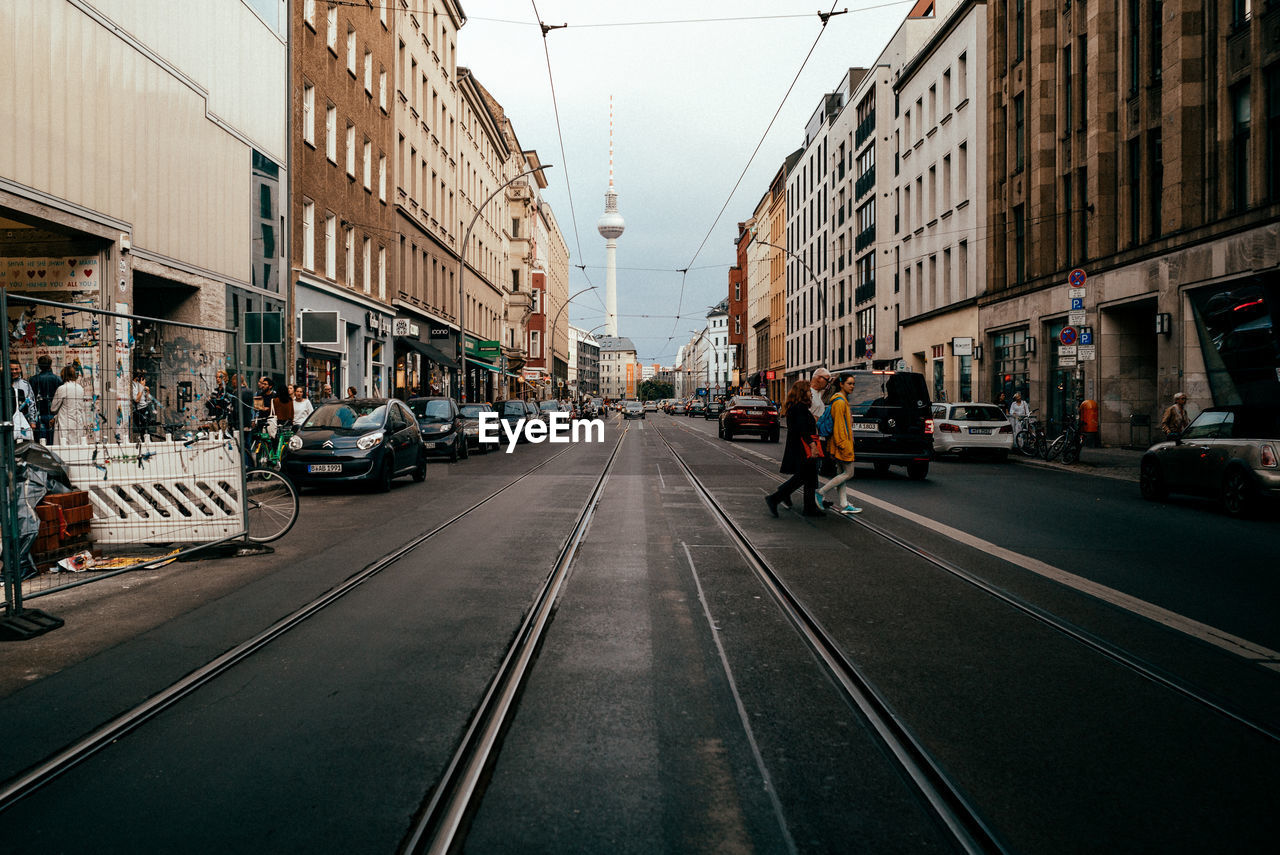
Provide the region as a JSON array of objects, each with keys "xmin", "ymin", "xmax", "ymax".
[{"xmin": 802, "ymin": 434, "xmax": 825, "ymax": 459}]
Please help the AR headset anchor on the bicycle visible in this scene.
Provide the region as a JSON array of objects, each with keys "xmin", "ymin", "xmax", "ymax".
[
  {"xmin": 1014, "ymin": 409, "xmax": 1048, "ymax": 459},
  {"xmin": 1045, "ymin": 412, "xmax": 1084, "ymax": 464},
  {"xmin": 244, "ymin": 467, "xmax": 299, "ymax": 543},
  {"xmin": 248, "ymin": 418, "xmax": 293, "ymax": 471}
]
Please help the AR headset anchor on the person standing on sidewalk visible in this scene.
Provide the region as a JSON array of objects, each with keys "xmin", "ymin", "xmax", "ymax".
[
  {"xmin": 1160, "ymin": 392, "xmax": 1190, "ymax": 439},
  {"xmin": 766, "ymin": 380, "xmax": 825, "ymax": 518},
  {"xmin": 818, "ymin": 372, "xmax": 861, "ymax": 515},
  {"xmin": 1009, "ymin": 392, "xmax": 1031, "ymax": 433}
]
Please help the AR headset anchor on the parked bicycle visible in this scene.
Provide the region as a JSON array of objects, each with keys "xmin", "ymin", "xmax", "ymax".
[
  {"xmin": 248, "ymin": 418, "xmax": 293, "ymax": 471},
  {"xmin": 244, "ymin": 467, "xmax": 299, "ymax": 542},
  {"xmin": 1045, "ymin": 411, "xmax": 1084, "ymax": 464},
  {"xmin": 1014, "ymin": 409, "xmax": 1048, "ymax": 459}
]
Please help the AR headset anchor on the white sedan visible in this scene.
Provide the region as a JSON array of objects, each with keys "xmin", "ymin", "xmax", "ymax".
[{"xmin": 930, "ymin": 403, "xmax": 1014, "ymax": 460}]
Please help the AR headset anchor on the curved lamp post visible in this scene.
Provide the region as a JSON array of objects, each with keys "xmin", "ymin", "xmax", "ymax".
[
  {"xmin": 546, "ymin": 285, "xmax": 597, "ymax": 400},
  {"xmin": 456, "ymin": 163, "xmax": 553, "ymax": 403}
]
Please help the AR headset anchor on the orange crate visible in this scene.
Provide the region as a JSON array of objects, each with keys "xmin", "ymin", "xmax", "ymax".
[{"xmin": 44, "ymin": 491, "xmax": 89, "ymax": 509}]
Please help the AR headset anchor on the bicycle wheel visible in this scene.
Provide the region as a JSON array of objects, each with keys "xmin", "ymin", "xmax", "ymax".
[
  {"xmin": 1015, "ymin": 429, "xmax": 1039, "ymax": 457},
  {"xmin": 1045, "ymin": 435, "xmax": 1066, "ymax": 461},
  {"xmin": 1062, "ymin": 435, "xmax": 1082, "ymax": 464},
  {"xmin": 244, "ymin": 468, "xmax": 299, "ymax": 543}
]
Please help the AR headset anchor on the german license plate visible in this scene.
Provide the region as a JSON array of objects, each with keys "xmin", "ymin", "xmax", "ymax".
[
  {"xmin": 308, "ymin": 463, "xmax": 342, "ymax": 473},
  {"xmin": 969, "ymin": 428, "xmax": 992, "ymax": 435},
  {"xmin": 853, "ymin": 422, "xmax": 880, "ymax": 432}
]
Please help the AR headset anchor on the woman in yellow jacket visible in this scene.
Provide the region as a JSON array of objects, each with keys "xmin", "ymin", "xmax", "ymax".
[{"xmin": 818, "ymin": 372, "xmax": 862, "ymax": 515}]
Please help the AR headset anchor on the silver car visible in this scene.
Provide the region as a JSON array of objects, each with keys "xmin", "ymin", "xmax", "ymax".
[{"xmin": 1140, "ymin": 406, "xmax": 1280, "ymax": 517}]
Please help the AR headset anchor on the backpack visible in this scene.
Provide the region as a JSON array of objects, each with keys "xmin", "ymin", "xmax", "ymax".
[{"xmin": 816, "ymin": 403, "xmax": 834, "ymax": 438}]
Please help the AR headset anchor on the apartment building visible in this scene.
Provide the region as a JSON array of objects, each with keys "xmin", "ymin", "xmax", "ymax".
[
  {"xmin": 766, "ymin": 157, "xmax": 795, "ymax": 403},
  {"xmin": 896, "ymin": 0, "xmax": 988, "ymax": 403},
  {"xmin": 389, "ymin": 0, "xmax": 465, "ymax": 399},
  {"xmin": 707, "ymin": 299, "xmax": 733, "ymax": 394},
  {"xmin": 728, "ymin": 223, "xmax": 749, "ymax": 391},
  {"xmin": 526, "ymin": 202, "xmax": 570, "ymax": 398},
  {"xmin": 983, "ymin": 0, "xmax": 1280, "ymax": 443},
  {"xmin": 597, "ymin": 335, "xmax": 638, "ymax": 400},
  {"xmin": 293, "ymin": 0, "xmax": 396, "ymax": 397}
]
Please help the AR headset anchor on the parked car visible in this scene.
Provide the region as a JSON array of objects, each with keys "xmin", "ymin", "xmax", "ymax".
[
  {"xmin": 458, "ymin": 402, "xmax": 495, "ymax": 453},
  {"xmin": 408, "ymin": 396, "xmax": 468, "ymax": 461},
  {"xmin": 703, "ymin": 399, "xmax": 725, "ymax": 420},
  {"xmin": 844, "ymin": 370, "xmax": 934, "ymax": 480},
  {"xmin": 489, "ymin": 399, "xmax": 531, "ymax": 446},
  {"xmin": 525, "ymin": 400, "xmax": 543, "ymax": 424},
  {"xmin": 930, "ymin": 402, "xmax": 1014, "ymax": 460},
  {"xmin": 687, "ymin": 400, "xmax": 706, "ymax": 417},
  {"xmin": 623, "ymin": 400, "xmax": 646, "ymax": 419},
  {"xmin": 285, "ymin": 398, "xmax": 425, "ymax": 491},
  {"xmin": 539, "ymin": 400, "xmax": 567, "ymax": 418},
  {"xmin": 719, "ymin": 396, "xmax": 779, "ymax": 442},
  {"xmin": 1140, "ymin": 405, "xmax": 1280, "ymax": 517}
]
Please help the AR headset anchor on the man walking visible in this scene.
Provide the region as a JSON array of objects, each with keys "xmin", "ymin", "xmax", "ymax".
[
  {"xmin": 29, "ymin": 355, "xmax": 62, "ymax": 443},
  {"xmin": 809, "ymin": 367, "xmax": 831, "ymax": 418},
  {"xmin": 1160, "ymin": 392, "xmax": 1190, "ymax": 439}
]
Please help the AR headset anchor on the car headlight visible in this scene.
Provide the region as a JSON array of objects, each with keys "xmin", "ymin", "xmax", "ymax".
[
  {"xmin": 464, "ymin": 427, "xmax": 479, "ymax": 435},
  {"xmin": 357, "ymin": 431, "xmax": 385, "ymax": 450},
  {"xmin": 288, "ymin": 434, "xmax": 303, "ymax": 451}
]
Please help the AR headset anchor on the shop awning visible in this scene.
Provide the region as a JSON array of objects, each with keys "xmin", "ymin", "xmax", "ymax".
[
  {"xmin": 397, "ymin": 336, "xmax": 454, "ymax": 367},
  {"xmin": 465, "ymin": 356, "xmax": 499, "ymax": 373}
]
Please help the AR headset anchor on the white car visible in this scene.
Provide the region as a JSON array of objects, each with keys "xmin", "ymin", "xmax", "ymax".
[{"xmin": 930, "ymin": 403, "xmax": 1014, "ymax": 459}]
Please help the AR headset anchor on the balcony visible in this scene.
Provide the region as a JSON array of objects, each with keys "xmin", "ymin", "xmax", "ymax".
[
  {"xmin": 855, "ymin": 280, "xmax": 875, "ymax": 305},
  {"xmin": 855, "ymin": 167, "xmax": 876, "ymax": 199},
  {"xmin": 855, "ymin": 110, "xmax": 876, "ymax": 149},
  {"xmin": 854, "ymin": 225, "xmax": 876, "ymax": 253}
]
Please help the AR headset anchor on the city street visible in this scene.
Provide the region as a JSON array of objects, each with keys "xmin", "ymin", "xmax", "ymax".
[{"xmin": 1, "ymin": 412, "xmax": 1276, "ymax": 853}]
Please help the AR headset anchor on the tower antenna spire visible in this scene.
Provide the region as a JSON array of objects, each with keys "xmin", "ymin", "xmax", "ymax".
[{"xmin": 596, "ymin": 94, "xmax": 625, "ymax": 337}]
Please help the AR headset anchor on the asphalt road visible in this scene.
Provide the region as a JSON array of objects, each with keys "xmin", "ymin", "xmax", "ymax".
[{"xmin": 0, "ymin": 411, "xmax": 1275, "ymax": 852}]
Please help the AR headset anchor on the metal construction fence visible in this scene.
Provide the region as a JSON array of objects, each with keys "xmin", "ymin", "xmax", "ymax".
[{"xmin": 1, "ymin": 291, "xmax": 250, "ymax": 638}]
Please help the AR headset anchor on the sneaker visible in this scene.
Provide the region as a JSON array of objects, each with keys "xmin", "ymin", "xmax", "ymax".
[
  {"xmin": 839, "ymin": 505, "xmax": 863, "ymax": 515},
  {"xmin": 765, "ymin": 495, "xmax": 780, "ymax": 518},
  {"xmin": 814, "ymin": 494, "xmax": 824, "ymax": 509}
]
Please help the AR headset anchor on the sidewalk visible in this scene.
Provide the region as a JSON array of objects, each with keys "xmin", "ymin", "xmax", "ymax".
[{"xmin": 1009, "ymin": 443, "xmax": 1146, "ymax": 482}]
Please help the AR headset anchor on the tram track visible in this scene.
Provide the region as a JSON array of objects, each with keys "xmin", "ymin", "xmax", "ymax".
[
  {"xmin": 657, "ymin": 416, "xmax": 1280, "ymax": 745},
  {"xmin": 0, "ymin": 435, "xmax": 613, "ymax": 817},
  {"xmin": 650, "ymin": 420, "xmax": 1005, "ymax": 855}
]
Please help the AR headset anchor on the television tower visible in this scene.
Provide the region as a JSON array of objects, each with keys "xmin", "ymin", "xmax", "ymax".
[{"xmin": 596, "ymin": 96, "xmax": 625, "ymax": 336}]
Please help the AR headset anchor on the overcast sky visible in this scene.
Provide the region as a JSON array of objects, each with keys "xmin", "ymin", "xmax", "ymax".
[{"xmin": 457, "ymin": 1, "xmax": 913, "ymax": 364}]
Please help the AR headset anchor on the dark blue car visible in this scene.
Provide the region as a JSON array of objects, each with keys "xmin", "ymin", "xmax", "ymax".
[{"xmin": 285, "ymin": 398, "xmax": 426, "ymax": 491}]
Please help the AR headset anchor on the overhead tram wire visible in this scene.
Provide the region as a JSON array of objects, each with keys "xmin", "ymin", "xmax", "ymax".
[{"xmin": 662, "ymin": 2, "xmax": 845, "ymax": 356}]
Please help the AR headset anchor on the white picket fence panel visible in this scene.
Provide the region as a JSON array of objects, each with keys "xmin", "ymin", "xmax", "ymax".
[{"xmin": 45, "ymin": 435, "xmax": 246, "ymax": 544}]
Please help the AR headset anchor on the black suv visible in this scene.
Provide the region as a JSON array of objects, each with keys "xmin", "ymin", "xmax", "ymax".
[{"xmin": 844, "ymin": 370, "xmax": 934, "ymax": 479}]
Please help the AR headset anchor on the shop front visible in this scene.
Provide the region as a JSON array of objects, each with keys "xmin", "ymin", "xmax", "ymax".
[
  {"xmin": 393, "ymin": 316, "xmax": 456, "ymax": 400},
  {"xmin": 295, "ymin": 276, "xmax": 393, "ymax": 400},
  {"xmin": 463, "ymin": 336, "xmax": 501, "ymax": 403}
]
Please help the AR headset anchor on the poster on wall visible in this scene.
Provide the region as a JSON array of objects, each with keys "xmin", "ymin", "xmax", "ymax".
[{"xmin": 4, "ymin": 257, "xmax": 99, "ymax": 292}]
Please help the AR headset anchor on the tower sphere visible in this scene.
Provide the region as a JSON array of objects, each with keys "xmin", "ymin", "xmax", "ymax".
[{"xmin": 597, "ymin": 209, "xmax": 626, "ymax": 239}]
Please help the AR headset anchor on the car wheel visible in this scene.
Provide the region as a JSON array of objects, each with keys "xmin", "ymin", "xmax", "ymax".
[
  {"xmin": 768, "ymin": 430, "xmax": 779, "ymax": 443},
  {"xmin": 449, "ymin": 438, "xmax": 460, "ymax": 462},
  {"xmin": 412, "ymin": 451, "xmax": 427, "ymax": 482},
  {"xmin": 1221, "ymin": 467, "xmax": 1255, "ymax": 518},
  {"xmin": 724, "ymin": 427, "xmax": 734, "ymax": 442},
  {"xmin": 460, "ymin": 436, "xmax": 469, "ymax": 460},
  {"xmin": 1139, "ymin": 458, "xmax": 1167, "ymax": 502},
  {"xmin": 717, "ymin": 422, "xmax": 724, "ymax": 438},
  {"xmin": 375, "ymin": 459, "xmax": 394, "ymax": 493},
  {"xmin": 873, "ymin": 461, "xmax": 890, "ymax": 476},
  {"xmin": 906, "ymin": 461, "xmax": 929, "ymax": 481}
]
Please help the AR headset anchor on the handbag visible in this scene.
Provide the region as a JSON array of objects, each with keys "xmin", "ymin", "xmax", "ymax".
[{"xmin": 802, "ymin": 434, "xmax": 825, "ymax": 460}]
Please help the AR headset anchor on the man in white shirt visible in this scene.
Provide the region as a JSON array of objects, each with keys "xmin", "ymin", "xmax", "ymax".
[{"xmin": 810, "ymin": 367, "xmax": 831, "ymax": 418}]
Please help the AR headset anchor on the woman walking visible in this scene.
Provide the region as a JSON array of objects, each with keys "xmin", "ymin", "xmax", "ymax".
[
  {"xmin": 818, "ymin": 372, "xmax": 862, "ymax": 515},
  {"xmin": 765, "ymin": 380, "xmax": 825, "ymax": 518},
  {"xmin": 50, "ymin": 364, "xmax": 91, "ymax": 445}
]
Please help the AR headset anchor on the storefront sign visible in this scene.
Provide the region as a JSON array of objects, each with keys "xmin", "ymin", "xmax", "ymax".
[
  {"xmin": 477, "ymin": 339, "xmax": 500, "ymax": 358},
  {"xmin": 393, "ymin": 318, "xmax": 420, "ymax": 337},
  {"xmin": 951, "ymin": 337, "xmax": 973, "ymax": 357},
  {"xmin": 365, "ymin": 311, "xmax": 391, "ymax": 336},
  {"xmin": 4, "ymin": 257, "xmax": 99, "ymax": 291},
  {"xmin": 429, "ymin": 324, "xmax": 450, "ymax": 340}
]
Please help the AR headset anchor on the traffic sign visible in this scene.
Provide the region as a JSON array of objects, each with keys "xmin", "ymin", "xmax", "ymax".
[
  {"xmin": 1068, "ymin": 287, "xmax": 1086, "ymax": 299},
  {"xmin": 1078, "ymin": 345, "xmax": 1096, "ymax": 361},
  {"xmin": 1059, "ymin": 345, "xmax": 1078, "ymax": 356},
  {"xmin": 1079, "ymin": 328, "xmax": 1094, "ymax": 345},
  {"xmin": 1068, "ymin": 268, "xmax": 1087, "ymax": 287},
  {"xmin": 1058, "ymin": 355, "xmax": 1078, "ymax": 367},
  {"xmin": 1070, "ymin": 297, "xmax": 1084, "ymax": 311},
  {"xmin": 1059, "ymin": 326, "xmax": 1079, "ymax": 346},
  {"xmin": 1068, "ymin": 310, "xmax": 1087, "ymax": 325}
]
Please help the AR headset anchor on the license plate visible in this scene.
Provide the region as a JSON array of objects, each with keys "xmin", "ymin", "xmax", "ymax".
[
  {"xmin": 435, "ymin": 441, "xmax": 450, "ymax": 448},
  {"xmin": 969, "ymin": 427, "xmax": 992, "ymax": 435},
  {"xmin": 308, "ymin": 463, "xmax": 342, "ymax": 473},
  {"xmin": 853, "ymin": 422, "xmax": 880, "ymax": 432}
]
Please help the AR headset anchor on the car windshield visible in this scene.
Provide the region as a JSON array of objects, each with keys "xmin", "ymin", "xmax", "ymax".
[
  {"xmin": 625, "ymin": 402, "xmax": 642, "ymax": 410},
  {"xmin": 949, "ymin": 405, "xmax": 1006, "ymax": 422},
  {"xmin": 847, "ymin": 371, "xmax": 930, "ymax": 415},
  {"xmin": 501, "ymin": 402, "xmax": 525, "ymax": 416},
  {"xmin": 539, "ymin": 401, "xmax": 560, "ymax": 411},
  {"xmin": 459, "ymin": 404, "xmax": 489, "ymax": 419},
  {"xmin": 409, "ymin": 399, "xmax": 452, "ymax": 422},
  {"xmin": 306, "ymin": 402, "xmax": 386, "ymax": 433},
  {"xmin": 732, "ymin": 398, "xmax": 770, "ymax": 409}
]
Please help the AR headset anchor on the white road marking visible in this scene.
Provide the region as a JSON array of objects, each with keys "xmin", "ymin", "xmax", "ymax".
[
  {"xmin": 681, "ymin": 542, "xmax": 799, "ymax": 855},
  {"xmin": 655, "ymin": 464, "xmax": 667, "ymax": 490},
  {"xmin": 844, "ymin": 486, "xmax": 1280, "ymax": 671}
]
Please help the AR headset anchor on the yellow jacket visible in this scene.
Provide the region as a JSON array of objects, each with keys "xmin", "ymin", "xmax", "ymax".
[{"xmin": 827, "ymin": 392, "xmax": 854, "ymax": 462}]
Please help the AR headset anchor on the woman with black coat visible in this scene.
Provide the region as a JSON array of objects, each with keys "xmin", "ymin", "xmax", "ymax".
[{"xmin": 766, "ymin": 380, "xmax": 825, "ymax": 517}]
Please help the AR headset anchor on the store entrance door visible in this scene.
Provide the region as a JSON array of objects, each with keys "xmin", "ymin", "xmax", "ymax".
[{"xmin": 1047, "ymin": 321, "xmax": 1080, "ymax": 433}]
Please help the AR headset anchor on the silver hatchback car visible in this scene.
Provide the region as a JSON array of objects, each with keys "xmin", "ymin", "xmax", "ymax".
[{"xmin": 1139, "ymin": 406, "xmax": 1280, "ymax": 517}]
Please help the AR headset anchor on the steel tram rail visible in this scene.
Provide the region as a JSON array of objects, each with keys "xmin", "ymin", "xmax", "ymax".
[
  {"xmin": 650, "ymin": 421, "xmax": 1006, "ymax": 855},
  {"xmin": 400, "ymin": 426, "xmax": 628, "ymax": 855},
  {"xmin": 0, "ymin": 441, "xmax": 584, "ymax": 813},
  {"xmin": 659, "ymin": 416, "xmax": 1280, "ymax": 745}
]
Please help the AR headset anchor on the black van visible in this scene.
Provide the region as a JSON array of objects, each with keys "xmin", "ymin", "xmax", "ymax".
[{"xmin": 843, "ymin": 370, "xmax": 934, "ymax": 479}]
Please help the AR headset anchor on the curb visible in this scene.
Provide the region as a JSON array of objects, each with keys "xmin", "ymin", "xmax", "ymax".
[{"xmin": 1008, "ymin": 452, "xmax": 1140, "ymax": 483}]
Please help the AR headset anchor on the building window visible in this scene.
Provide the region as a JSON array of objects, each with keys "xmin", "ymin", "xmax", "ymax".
[
  {"xmin": 363, "ymin": 237, "xmax": 371, "ymax": 293},
  {"xmin": 1129, "ymin": 137, "xmax": 1142, "ymax": 244},
  {"xmin": 378, "ymin": 154, "xmax": 387, "ymax": 201},
  {"xmin": 379, "ymin": 69, "xmax": 387, "ymax": 111},
  {"xmin": 1064, "ymin": 176, "xmax": 1074, "ymax": 268},
  {"xmin": 1233, "ymin": 0, "xmax": 1252, "ymax": 28},
  {"xmin": 1013, "ymin": 94, "xmax": 1025, "ymax": 172},
  {"xmin": 1129, "ymin": 0, "xmax": 1140, "ymax": 93},
  {"xmin": 325, "ymin": 214, "xmax": 336, "ymax": 279},
  {"xmin": 1150, "ymin": 130, "xmax": 1163, "ymax": 237},
  {"xmin": 1233, "ymin": 83, "xmax": 1251, "ymax": 211},
  {"xmin": 1152, "ymin": 0, "xmax": 1163, "ymax": 80},
  {"xmin": 1013, "ymin": 204, "xmax": 1026, "ymax": 285},
  {"xmin": 1063, "ymin": 45, "xmax": 1073, "ymax": 134},
  {"xmin": 364, "ymin": 50, "xmax": 372, "ymax": 93},
  {"xmin": 345, "ymin": 228, "xmax": 354, "ymax": 286},
  {"xmin": 378, "ymin": 246, "xmax": 386, "ymax": 300},
  {"xmin": 346, "ymin": 123, "xmax": 356, "ymax": 176},
  {"xmin": 363, "ymin": 138, "xmax": 372, "ymax": 189},
  {"xmin": 942, "ymin": 154, "xmax": 952, "ymax": 211},
  {"xmin": 304, "ymin": 0, "xmax": 315, "ymax": 28},
  {"xmin": 302, "ymin": 200, "xmax": 315, "ymax": 271},
  {"xmin": 1014, "ymin": 0, "xmax": 1025, "ymax": 62},
  {"xmin": 326, "ymin": 6, "xmax": 337, "ymax": 52},
  {"xmin": 326, "ymin": 105, "xmax": 336, "ymax": 162},
  {"xmin": 1268, "ymin": 64, "xmax": 1280, "ymax": 202},
  {"xmin": 302, "ymin": 83, "xmax": 315, "ymax": 145},
  {"xmin": 347, "ymin": 28, "xmax": 357, "ymax": 75},
  {"xmin": 992, "ymin": 329, "xmax": 1029, "ymax": 402},
  {"xmin": 957, "ymin": 52, "xmax": 967, "ymax": 103},
  {"xmin": 530, "ymin": 330, "xmax": 541, "ymax": 359}
]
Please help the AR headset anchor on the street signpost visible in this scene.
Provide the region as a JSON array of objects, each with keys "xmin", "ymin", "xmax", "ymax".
[
  {"xmin": 1068, "ymin": 310, "xmax": 1087, "ymax": 325},
  {"xmin": 1068, "ymin": 268, "xmax": 1087, "ymax": 287},
  {"xmin": 1078, "ymin": 345, "xmax": 1096, "ymax": 361},
  {"xmin": 1059, "ymin": 326, "xmax": 1079, "ymax": 346}
]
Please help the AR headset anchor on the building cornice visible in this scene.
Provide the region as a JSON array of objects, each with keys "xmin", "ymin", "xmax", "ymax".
[{"xmin": 894, "ymin": 0, "xmax": 987, "ymax": 92}]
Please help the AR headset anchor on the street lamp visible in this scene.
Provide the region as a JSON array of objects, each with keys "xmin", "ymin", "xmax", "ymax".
[
  {"xmin": 546, "ymin": 285, "xmax": 597, "ymax": 400},
  {"xmin": 456, "ymin": 163, "xmax": 553, "ymax": 403}
]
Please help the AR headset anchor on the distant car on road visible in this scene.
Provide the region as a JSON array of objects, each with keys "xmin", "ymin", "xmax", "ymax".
[
  {"xmin": 719, "ymin": 396, "xmax": 779, "ymax": 442},
  {"xmin": 285, "ymin": 398, "xmax": 425, "ymax": 491},
  {"xmin": 623, "ymin": 400, "xmax": 646, "ymax": 420},
  {"xmin": 687, "ymin": 400, "xmax": 706, "ymax": 417},
  {"xmin": 643, "ymin": 400, "xmax": 658, "ymax": 411},
  {"xmin": 1140, "ymin": 406, "xmax": 1280, "ymax": 517},
  {"xmin": 930, "ymin": 403, "xmax": 1014, "ymax": 460},
  {"xmin": 703, "ymin": 399, "xmax": 725, "ymax": 420}
]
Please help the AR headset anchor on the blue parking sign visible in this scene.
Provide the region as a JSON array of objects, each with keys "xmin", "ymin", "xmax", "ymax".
[
  {"xmin": 1079, "ymin": 329, "xmax": 1093, "ymax": 345},
  {"xmin": 1070, "ymin": 297, "xmax": 1084, "ymax": 310}
]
